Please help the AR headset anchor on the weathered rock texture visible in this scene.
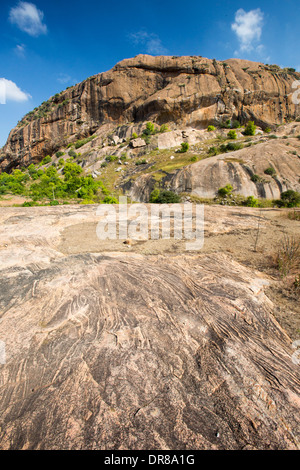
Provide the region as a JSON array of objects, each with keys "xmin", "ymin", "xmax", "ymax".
[
  {"xmin": 129, "ymin": 132, "xmax": 300, "ymax": 202},
  {"xmin": 0, "ymin": 205, "xmax": 299, "ymax": 450},
  {"xmin": 1, "ymin": 55, "xmax": 299, "ymax": 170}
]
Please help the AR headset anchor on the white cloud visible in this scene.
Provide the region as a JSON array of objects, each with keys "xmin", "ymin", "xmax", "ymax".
[
  {"xmin": 14, "ymin": 44, "xmax": 26, "ymax": 58},
  {"xmin": 231, "ymin": 8, "xmax": 264, "ymax": 52},
  {"xmin": 9, "ymin": 2, "xmax": 47, "ymax": 37},
  {"xmin": 129, "ymin": 31, "xmax": 167, "ymax": 55},
  {"xmin": 0, "ymin": 78, "xmax": 31, "ymax": 104}
]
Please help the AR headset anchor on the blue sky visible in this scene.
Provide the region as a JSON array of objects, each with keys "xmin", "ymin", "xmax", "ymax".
[{"xmin": 0, "ymin": 0, "xmax": 300, "ymax": 147}]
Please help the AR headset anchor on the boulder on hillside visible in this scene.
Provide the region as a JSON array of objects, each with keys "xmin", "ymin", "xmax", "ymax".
[{"xmin": 130, "ymin": 137, "xmax": 147, "ymax": 148}]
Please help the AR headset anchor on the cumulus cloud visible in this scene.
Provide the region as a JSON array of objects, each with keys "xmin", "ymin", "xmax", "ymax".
[
  {"xmin": 129, "ymin": 31, "xmax": 167, "ymax": 55},
  {"xmin": 231, "ymin": 8, "xmax": 264, "ymax": 52},
  {"xmin": 0, "ymin": 78, "xmax": 31, "ymax": 104},
  {"xmin": 9, "ymin": 2, "xmax": 47, "ymax": 37}
]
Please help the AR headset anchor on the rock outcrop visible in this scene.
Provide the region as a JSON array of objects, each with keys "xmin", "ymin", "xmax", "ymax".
[
  {"xmin": 128, "ymin": 126, "xmax": 300, "ymax": 202},
  {"xmin": 0, "ymin": 204, "xmax": 299, "ymax": 449},
  {"xmin": 1, "ymin": 55, "xmax": 299, "ymax": 171}
]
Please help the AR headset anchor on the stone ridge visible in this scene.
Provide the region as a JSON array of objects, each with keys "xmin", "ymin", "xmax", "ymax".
[{"xmin": 1, "ymin": 54, "xmax": 299, "ymax": 171}]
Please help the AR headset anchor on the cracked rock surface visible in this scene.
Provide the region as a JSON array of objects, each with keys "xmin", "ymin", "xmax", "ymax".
[{"xmin": 0, "ymin": 205, "xmax": 299, "ymax": 449}]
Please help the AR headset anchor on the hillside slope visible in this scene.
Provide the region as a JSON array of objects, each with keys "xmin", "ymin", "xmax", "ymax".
[
  {"xmin": 1, "ymin": 55, "xmax": 299, "ymax": 171},
  {"xmin": 128, "ymin": 123, "xmax": 300, "ymax": 202}
]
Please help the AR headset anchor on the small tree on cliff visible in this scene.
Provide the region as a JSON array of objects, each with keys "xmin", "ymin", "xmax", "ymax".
[{"xmin": 244, "ymin": 121, "xmax": 257, "ymax": 136}]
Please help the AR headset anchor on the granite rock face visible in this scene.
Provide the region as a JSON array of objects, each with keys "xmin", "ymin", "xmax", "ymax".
[
  {"xmin": 0, "ymin": 205, "xmax": 299, "ymax": 450},
  {"xmin": 1, "ymin": 55, "xmax": 299, "ymax": 170},
  {"xmin": 128, "ymin": 127, "xmax": 300, "ymax": 202}
]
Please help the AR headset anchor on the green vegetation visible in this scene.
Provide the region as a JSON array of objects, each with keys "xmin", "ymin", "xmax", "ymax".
[
  {"xmin": 264, "ymin": 167, "xmax": 277, "ymax": 177},
  {"xmin": 224, "ymin": 142, "xmax": 243, "ymax": 151},
  {"xmin": 145, "ymin": 122, "xmax": 155, "ymax": 135},
  {"xmin": 17, "ymin": 99, "xmax": 55, "ymax": 126},
  {"xmin": 105, "ymin": 155, "xmax": 119, "ymax": 162},
  {"xmin": 243, "ymin": 196, "xmax": 259, "ymax": 207},
  {"xmin": 244, "ymin": 121, "xmax": 257, "ymax": 136},
  {"xmin": 220, "ymin": 119, "xmax": 231, "ymax": 129},
  {"xmin": 208, "ymin": 142, "xmax": 243, "ymax": 156},
  {"xmin": 0, "ymin": 163, "xmax": 117, "ymax": 204},
  {"xmin": 217, "ymin": 184, "xmax": 233, "ymax": 197},
  {"xmin": 58, "ymin": 99, "xmax": 69, "ymax": 108},
  {"xmin": 41, "ymin": 155, "xmax": 52, "ymax": 165},
  {"xmin": 216, "ymin": 134, "xmax": 226, "ymax": 142},
  {"xmin": 227, "ymin": 130, "xmax": 237, "ymax": 140},
  {"xmin": 0, "ymin": 169, "xmax": 29, "ymax": 195},
  {"xmin": 220, "ymin": 119, "xmax": 241, "ymax": 130},
  {"xmin": 56, "ymin": 151, "xmax": 65, "ymax": 158},
  {"xmin": 207, "ymin": 125, "xmax": 216, "ymax": 132},
  {"xmin": 68, "ymin": 149, "xmax": 77, "ymax": 158},
  {"xmin": 143, "ymin": 135, "xmax": 151, "ymax": 144},
  {"xmin": 102, "ymin": 195, "xmax": 118, "ymax": 204},
  {"xmin": 278, "ymin": 190, "xmax": 300, "ymax": 207},
  {"xmin": 143, "ymin": 122, "xmax": 159, "ymax": 136},
  {"xmin": 179, "ymin": 142, "xmax": 189, "ymax": 153},
  {"xmin": 251, "ymin": 174, "xmax": 263, "ymax": 183},
  {"xmin": 149, "ymin": 188, "xmax": 160, "ymax": 203},
  {"xmin": 149, "ymin": 189, "xmax": 181, "ymax": 203},
  {"xmin": 231, "ymin": 120, "xmax": 241, "ymax": 129},
  {"xmin": 74, "ymin": 135, "xmax": 96, "ymax": 149},
  {"xmin": 214, "ymin": 189, "xmax": 300, "ymax": 209},
  {"xmin": 159, "ymin": 124, "xmax": 169, "ymax": 133}
]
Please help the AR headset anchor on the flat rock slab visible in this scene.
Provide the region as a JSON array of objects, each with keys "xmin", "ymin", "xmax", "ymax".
[{"xmin": 0, "ymin": 247, "xmax": 299, "ymax": 449}]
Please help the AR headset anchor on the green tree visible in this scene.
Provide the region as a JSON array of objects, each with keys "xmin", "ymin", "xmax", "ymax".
[
  {"xmin": 153, "ymin": 190, "xmax": 181, "ymax": 203},
  {"xmin": 243, "ymin": 196, "xmax": 258, "ymax": 207},
  {"xmin": 227, "ymin": 130, "xmax": 237, "ymax": 139},
  {"xmin": 231, "ymin": 120, "xmax": 241, "ymax": 129},
  {"xmin": 218, "ymin": 184, "xmax": 233, "ymax": 197},
  {"xmin": 180, "ymin": 142, "xmax": 189, "ymax": 153},
  {"xmin": 149, "ymin": 188, "xmax": 160, "ymax": 203},
  {"xmin": 144, "ymin": 122, "xmax": 155, "ymax": 135},
  {"xmin": 244, "ymin": 121, "xmax": 257, "ymax": 136},
  {"xmin": 264, "ymin": 167, "xmax": 276, "ymax": 177},
  {"xmin": 159, "ymin": 124, "xmax": 169, "ymax": 133},
  {"xmin": 41, "ymin": 155, "xmax": 52, "ymax": 165},
  {"xmin": 280, "ymin": 190, "xmax": 300, "ymax": 207}
]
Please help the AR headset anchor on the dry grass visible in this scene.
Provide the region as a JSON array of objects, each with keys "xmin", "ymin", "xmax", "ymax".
[
  {"xmin": 287, "ymin": 209, "xmax": 300, "ymax": 221},
  {"xmin": 275, "ymin": 234, "xmax": 300, "ymax": 277}
]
